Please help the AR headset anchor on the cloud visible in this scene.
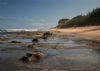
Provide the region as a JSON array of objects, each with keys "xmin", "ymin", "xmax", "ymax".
[{"xmin": 0, "ymin": 16, "xmax": 46, "ymax": 24}]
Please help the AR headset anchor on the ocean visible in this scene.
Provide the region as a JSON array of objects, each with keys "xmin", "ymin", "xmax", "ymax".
[{"xmin": 7, "ymin": 29, "xmax": 39, "ymax": 32}]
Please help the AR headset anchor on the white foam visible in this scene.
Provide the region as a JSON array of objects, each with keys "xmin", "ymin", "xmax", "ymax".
[{"xmin": 6, "ymin": 29, "xmax": 38, "ymax": 32}]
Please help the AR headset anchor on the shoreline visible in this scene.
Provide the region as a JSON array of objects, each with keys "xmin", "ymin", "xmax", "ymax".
[{"xmin": 50, "ymin": 26, "xmax": 100, "ymax": 41}]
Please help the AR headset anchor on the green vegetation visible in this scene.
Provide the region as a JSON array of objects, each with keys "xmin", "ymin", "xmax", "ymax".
[
  {"xmin": 57, "ymin": 7, "xmax": 100, "ymax": 28},
  {"xmin": 57, "ymin": 18, "xmax": 70, "ymax": 28}
]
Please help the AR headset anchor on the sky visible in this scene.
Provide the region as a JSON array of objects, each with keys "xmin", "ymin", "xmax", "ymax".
[{"xmin": 0, "ymin": 0, "xmax": 100, "ymax": 29}]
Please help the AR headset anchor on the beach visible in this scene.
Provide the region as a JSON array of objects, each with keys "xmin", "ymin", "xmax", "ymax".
[
  {"xmin": 0, "ymin": 29, "xmax": 100, "ymax": 71},
  {"xmin": 50, "ymin": 26, "xmax": 100, "ymax": 41}
]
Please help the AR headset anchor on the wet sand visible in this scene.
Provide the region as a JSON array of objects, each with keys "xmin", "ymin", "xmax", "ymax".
[{"xmin": 0, "ymin": 32, "xmax": 100, "ymax": 71}]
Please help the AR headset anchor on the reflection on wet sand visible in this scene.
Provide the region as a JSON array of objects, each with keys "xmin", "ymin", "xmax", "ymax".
[{"xmin": 0, "ymin": 33, "xmax": 100, "ymax": 71}]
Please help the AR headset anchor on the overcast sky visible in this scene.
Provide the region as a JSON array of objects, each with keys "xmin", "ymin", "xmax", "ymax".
[{"xmin": 0, "ymin": 0, "xmax": 100, "ymax": 29}]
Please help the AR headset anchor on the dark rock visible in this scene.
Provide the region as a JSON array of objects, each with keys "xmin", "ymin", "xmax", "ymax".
[
  {"xmin": 26, "ymin": 53, "xmax": 33, "ymax": 57},
  {"xmin": 21, "ymin": 56, "xmax": 28, "ymax": 62},
  {"xmin": 32, "ymin": 38, "xmax": 39, "ymax": 43},
  {"xmin": 11, "ymin": 41, "xmax": 21, "ymax": 43},
  {"xmin": 33, "ymin": 52, "xmax": 44, "ymax": 61}
]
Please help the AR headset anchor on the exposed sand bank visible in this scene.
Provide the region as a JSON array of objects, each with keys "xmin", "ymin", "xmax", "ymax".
[{"xmin": 50, "ymin": 26, "xmax": 100, "ymax": 41}]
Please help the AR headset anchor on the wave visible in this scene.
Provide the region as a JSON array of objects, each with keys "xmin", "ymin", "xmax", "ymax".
[{"xmin": 5, "ymin": 29, "xmax": 38, "ymax": 32}]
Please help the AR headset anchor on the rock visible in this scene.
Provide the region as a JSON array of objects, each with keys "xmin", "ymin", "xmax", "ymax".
[
  {"xmin": 21, "ymin": 53, "xmax": 34, "ymax": 62},
  {"xmin": 21, "ymin": 52, "xmax": 44, "ymax": 62},
  {"xmin": 43, "ymin": 32, "xmax": 52, "ymax": 37},
  {"xmin": 32, "ymin": 38, "xmax": 39, "ymax": 43},
  {"xmin": 26, "ymin": 53, "xmax": 33, "ymax": 57},
  {"xmin": 42, "ymin": 36, "xmax": 48, "ymax": 40},
  {"xmin": 11, "ymin": 41, "xmax": 21, "ymax": 43},
  {"xmin": 21, "ymin": 56, "xmax": 28, "ymax": 62},
  {"xmin": 27, "ymin": 44, "xmax": 36, "ymax": 49},
  {"xmin": 33, "ymin": 52, "xmax": 44, "ymax": 61}
]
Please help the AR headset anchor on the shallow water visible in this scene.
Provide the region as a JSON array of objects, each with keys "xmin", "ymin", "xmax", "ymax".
[
  {"xmin": 0, "ymin": 36, "xmax": 100, "ymax": 71},
  {"xmin": 8, "ymin": 38, "xmax": 32, "ymax": 43}
]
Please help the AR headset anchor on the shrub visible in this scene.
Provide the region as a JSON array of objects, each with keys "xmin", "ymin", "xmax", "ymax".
[{"xmin": 56, "ymin": 7, "xmax": 100, "ymax": 28}]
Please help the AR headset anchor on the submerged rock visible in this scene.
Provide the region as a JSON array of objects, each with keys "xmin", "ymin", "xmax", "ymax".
[
  {"xmin": 33, "ymin": 52, "xmax": 44, "ymax": 61},
  {"xmin": 21, "ymin": 52, "xmax": 44, "ymax": 62}
]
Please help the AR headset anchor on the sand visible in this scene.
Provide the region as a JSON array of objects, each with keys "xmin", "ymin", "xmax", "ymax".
[
  {"xmin": 0, "ymin": 29, "xmax": 100, "ymax": 71},
  {"xmin": 50, "ymin": 26, "xmax": 100, "ymax": 41}
]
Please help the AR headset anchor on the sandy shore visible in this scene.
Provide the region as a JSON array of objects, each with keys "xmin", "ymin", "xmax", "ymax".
[
  {"xmin": 50, "ymin": 26, "xmax": 100, "ymax": 41},
  {"xmin": 0, "ymin": 29, "xmax": 100, "ymax": 71}
]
